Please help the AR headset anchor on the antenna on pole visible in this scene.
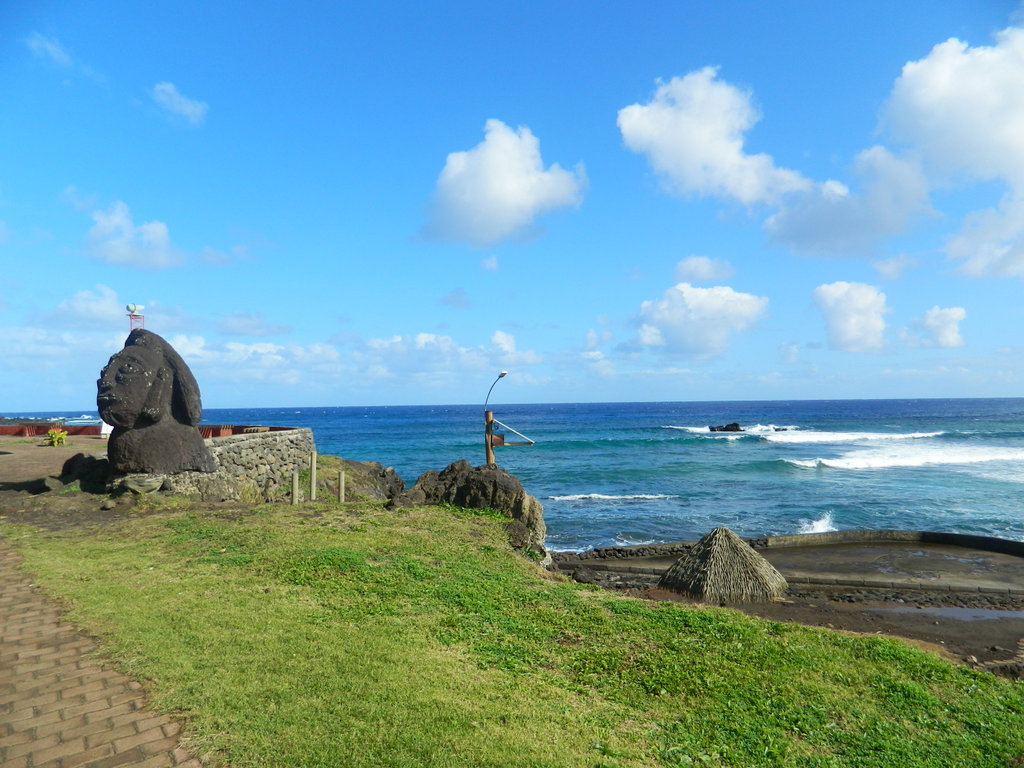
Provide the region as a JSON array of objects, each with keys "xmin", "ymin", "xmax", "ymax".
[{"xmin": 126, "ymin": 304, "xmax": 145, "ymax": 331}]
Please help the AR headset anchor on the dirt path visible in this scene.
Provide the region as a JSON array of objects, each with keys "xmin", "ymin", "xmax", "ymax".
[{"xmin": 0, "ymin": 435, "xmax": 108, "ymax": 484}]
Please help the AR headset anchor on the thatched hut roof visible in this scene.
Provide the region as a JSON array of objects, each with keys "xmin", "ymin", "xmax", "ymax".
[{"xmin": 658, "ymin": 527, "xmax": 788, "ymax": 603}]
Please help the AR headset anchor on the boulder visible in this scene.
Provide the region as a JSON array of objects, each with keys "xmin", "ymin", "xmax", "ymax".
[
  {"xmin": 334, "ymin": 459, "xmax": 404, "ymax": 503},
  {"xmin": 394, "ymin": 459, "xmax": 550, "ymax": 567},
  {"xmin": 709, "ymin": 423, "xmax": 743, "ymax": 432}
]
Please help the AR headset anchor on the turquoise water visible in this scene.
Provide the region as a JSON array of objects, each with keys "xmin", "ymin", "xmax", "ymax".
[{"xmin": 10, "ymin": 399, "xmax": 1024, "ymax": 552}]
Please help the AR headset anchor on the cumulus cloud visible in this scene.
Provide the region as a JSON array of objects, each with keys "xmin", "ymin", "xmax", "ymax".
[
  {"xmin": 355, "ymin": 333, "xmax": 489, "ymax": 382},
  {"xmin": 427, "ymin": 119, "xmax": 586, "ymax": 246},
  {"xmin": 946, "ymin": 196, "xmax": 1024, "ymax": 277},
  {"xmin": 813, "ymin": 281, "xmax": 889, "ymax": 352},
  {"xmin": 47, "ymin": 285, "xmax": 123, "ymax": 330},
  {"xmin": 151, "ymin": 82, "xmax": 209, "ymax": 125},
  {"xmin": 491, "ymin": 329, "xmax": 542, "ymax": 365},
  {"xmin": 884, "ymin": 26, "xmax": 1024, "ymax": 275},
  {"xmin": 637, "ymin": 282, "xmax": 768, "ymax": 356},
  {"xmin": 218, "ymin": 311, "xmax": 291, "ymax": 336},
  {"xmin": 674, "ymin": 255, "xmax": 735, "ymax": 282},
  {"xmin": 765, "ymin": 146, "xmax": 931, "ymax": 255},
  {"xmin": 86, "ymin": 201, "xmax": 181, "ymax": 269},
  {"xmin": 168, "ymin": 335, "xmax": 342, "ymax": 387},
  {"xmin": 618, "ymin": 69, "xmax": 809, "ymax": 205},
  {"xmin": 909, "ymin": 305, "xmax": 966, "ymax": 348}
]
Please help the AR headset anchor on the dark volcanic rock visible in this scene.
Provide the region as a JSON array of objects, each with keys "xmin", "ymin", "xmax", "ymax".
[
  {"xmin": 394, "ymin": 459, "xmax": 549, "ymax": 565},
  {"xmin": 97, "ymin": 330, "xmax": 215, "ymax": 475},
  {"xmin": 336, "ymin": 459, "xmax": 405, "ymax": 502},
  {"xmin": 709, "ymin": 423, "xmax": 743, "ymax": 432}
]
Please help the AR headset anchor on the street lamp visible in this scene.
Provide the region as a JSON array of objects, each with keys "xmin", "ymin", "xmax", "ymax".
[
  {"xmin": 483, "ymin": 370, "xmax": 508, "ymax": 412},
  {"xmin": 483, "ymin": 371, "xmax": 508, "ymax": 465}
]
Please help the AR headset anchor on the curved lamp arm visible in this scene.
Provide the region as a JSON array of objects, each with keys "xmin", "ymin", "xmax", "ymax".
[{"xmin": 483, "ymin": 370, "xmax": 508, "ymax": 411}]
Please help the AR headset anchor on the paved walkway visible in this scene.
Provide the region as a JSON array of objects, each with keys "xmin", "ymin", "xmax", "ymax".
[{"xmin": 0, "ymin": 543, "xmax": 204, "ymax": 768}]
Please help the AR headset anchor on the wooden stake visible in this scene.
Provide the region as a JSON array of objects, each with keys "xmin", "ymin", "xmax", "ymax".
[
  {"xmin": 291, "ymin": 471, "xmax": 299, "ymax": 505},
  {"xmin": 309, "ymin": 451, "xmax": 317, "ymax": 501},
  {"xmin": 484, "ymin": 410, "xmax": 495, "ymax": 466},
  {"xmin": 338, "ymin": 469, "xmax": 345, "ymax": 503}
]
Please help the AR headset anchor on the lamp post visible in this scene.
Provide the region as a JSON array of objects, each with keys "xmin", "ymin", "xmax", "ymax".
[{"xmin": 483, "ymin": 371, "xmax": 507, "ymax": 466}]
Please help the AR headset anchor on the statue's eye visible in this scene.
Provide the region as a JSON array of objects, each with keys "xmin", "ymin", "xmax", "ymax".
[{"xmin": 119, "ymin": 363, "xmax": 139, "ymax": 375}]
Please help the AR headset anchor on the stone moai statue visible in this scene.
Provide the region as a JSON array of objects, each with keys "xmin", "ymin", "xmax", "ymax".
[{"xmin": 97, "ymin": 329, "xmax": 215, "ymax": 475}]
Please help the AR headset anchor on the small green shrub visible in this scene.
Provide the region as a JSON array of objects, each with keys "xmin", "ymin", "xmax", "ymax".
[{"xmin": 46, "ymin": 428, "xmax": 68, "ymax": 446}]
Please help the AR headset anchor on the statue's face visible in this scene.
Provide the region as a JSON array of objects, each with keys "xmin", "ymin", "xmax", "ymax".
[{"xmin": 97, "ymin": 347, "xmax": 163, "ymax": 428}]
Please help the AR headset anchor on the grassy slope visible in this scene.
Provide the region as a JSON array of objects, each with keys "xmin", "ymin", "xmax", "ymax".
[{"xmin": 1, "ymin": 500, "xmax": 1022, "ymax": 768}]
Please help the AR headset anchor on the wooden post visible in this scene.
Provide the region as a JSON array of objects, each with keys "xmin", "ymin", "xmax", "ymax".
[
  {"xmin": 309, "ymin": 451, "xmax": 317, "ymax": 501},
  {"xmin": 338, "ymin": 470, "xmax": 345, "ymax": 502},
  {"xmin": 484, "ymin": 410, "xmax": 495, "ymax": 466},
  {"xmin": 291, "ymin": 471, "xmax": 300, "ymax": 505}
]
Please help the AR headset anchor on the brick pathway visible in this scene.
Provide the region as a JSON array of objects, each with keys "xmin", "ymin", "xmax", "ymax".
[{"xmin": 0, "ymin": 542, "xmax": 205, "ymax": 768}]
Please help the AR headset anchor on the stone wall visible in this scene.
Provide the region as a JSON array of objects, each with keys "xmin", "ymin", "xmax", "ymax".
[{"xmin": 160, "ymin": 428, "xmax": 315, "ymax": 502}]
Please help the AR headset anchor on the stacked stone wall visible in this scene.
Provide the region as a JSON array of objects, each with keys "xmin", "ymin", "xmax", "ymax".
[
  {"xmin": 155, "ymin": 427, "xmax": 315, "ymax": 502},
  {"xmin": 206, "ymin": 428, "xmax": 315, "ymax": 498}
]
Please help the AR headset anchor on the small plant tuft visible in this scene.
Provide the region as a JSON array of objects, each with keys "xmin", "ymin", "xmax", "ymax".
[{"xmin": 46, "ymin": 428, "xmax": 68, "ymax": 446}]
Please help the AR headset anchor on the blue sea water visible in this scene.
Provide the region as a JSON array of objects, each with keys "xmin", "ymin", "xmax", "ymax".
[{"xmin": 8, "ymin": 399, "xmax": 1024, "ymax": 552}]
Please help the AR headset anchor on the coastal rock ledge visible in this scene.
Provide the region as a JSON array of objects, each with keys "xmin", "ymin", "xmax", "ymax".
[{"xmin": 394, "ymin": 459, "xmax": 551, "ymax": 568}]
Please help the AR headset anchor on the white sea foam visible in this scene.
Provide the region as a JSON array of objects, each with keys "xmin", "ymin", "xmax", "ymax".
[
  {"xmin": 662, "ymin": 423, "xmax": 796, "ymax": 434},
  {"xmin": 797, "ymin": 512, "xmax": 838, "ymax": 534},
  {"xmin": 764, "ymin": 430, "xmax": 943, "ymax": 444},
  {"xmin": 548, "ymin": 493, "xmax": 678, "ymax": 502},
  {"xmin": 784, "ymin": 444, "xmax": 1024, "ymax": 471}
]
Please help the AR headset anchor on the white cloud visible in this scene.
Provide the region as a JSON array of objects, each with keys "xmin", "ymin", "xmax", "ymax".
[
  {"xmin": 910, "ymin": 305, "xmax": 966, "ymax": 348},
  {"xmin": 62, "ymin": 185, "xmax": 96, "ymax": 212},
  {"xmin": 813, "ymin": 281, "xmax": 889, "ymax": 352},
  {"xmin": 637, "ymin": 282, "xmax": 767, "ymax": 356},
  {"xmin": 618, "ymin": 68, "xmax": 809, "ymax": 205},
  {"xmin": 86, "ymin": 201, "xmax": 182, "ymax": 269},
  {"xmin": 873, "ymin": 253, "xmax": 917, "ymax": 280},
  {"xmin": 151, "ymin": 82, "xmax": 209, "ymax": 125},
  {"xmin": 886, "ymin": 28, "xmax": 1024, "ymax": 185},
  {"xmin": 491, "ymin": 329, "xmax": 542, "ymax": 365},
  {"xmin": 25, "ymin": 33, "xmax": 72, "ymax": 68},
  {"xmin": 481, "ymin": 255, "xmax": 499, "ymax": 271},
  {"xmin": 219, "ymin": 311, "xmax": 291, "ymax": 336},
  {"xmin": 946, "ymin": 195, "xmax": 1024, "ymax": 277},
  {"xmin": 765, "ymin": 146, "xmax": 931, "ymax": 255},
  {"xmin": 779, "ymin": 342, "xmax": 799, "ymax": 364},
  {"xmin": 427, "ymin": 119, "xmax": 586, "ymax": 246},
  {"xmin": 674, "ymin": 255, "xmax": 735, "ymax": 282},
  {"xmin": 354, "ymin": 333, "xmax": 489, "ymax": 382},
  {"xmin": 884, "ymin": 27, "xmax": 1024, "ymax": 276},
  {"xmin": 48, "ymin": 284, "xmax": 123, "ymax": 330},
  {"xmin": 25, "ymin": 32, "xmax": 102, "ymax": 82}
]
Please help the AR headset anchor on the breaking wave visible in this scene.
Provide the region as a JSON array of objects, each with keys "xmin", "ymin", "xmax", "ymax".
[
  {"xmin": 548, "ymin": 493, "xmax": 679, "ymax": 502},
  {"xmin": 784, "ymin": 445, "xmax": 1024, "ymax": 471}
]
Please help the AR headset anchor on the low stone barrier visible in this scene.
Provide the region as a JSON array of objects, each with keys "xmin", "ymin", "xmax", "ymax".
[{"xmin": 123, "ymin": 427, "xmax": 315, "ymax": 502}]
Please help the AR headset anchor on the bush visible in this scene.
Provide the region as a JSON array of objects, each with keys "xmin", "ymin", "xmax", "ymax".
[{"xmin": 46, "ymin": 428, "xmax": 68, "ymax": 446}]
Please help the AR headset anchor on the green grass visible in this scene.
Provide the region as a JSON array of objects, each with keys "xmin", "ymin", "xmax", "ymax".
[{"xmin": 1, "ymin": 502, "xmax": 1022, "ymax": 768}]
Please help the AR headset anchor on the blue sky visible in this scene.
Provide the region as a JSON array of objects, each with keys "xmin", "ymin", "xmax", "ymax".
[{"xmin": 4, "ymin": 1, "xmax": 1024, "ymax": 410}]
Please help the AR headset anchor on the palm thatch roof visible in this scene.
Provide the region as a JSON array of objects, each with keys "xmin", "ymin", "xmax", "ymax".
[{"xmin": 658, "ymin": 527, "xmax": 788, "ymax": 603}]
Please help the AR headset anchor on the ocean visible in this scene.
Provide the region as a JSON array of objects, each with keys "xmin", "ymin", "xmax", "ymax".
[{"xmin": 10, "ymin": 398, "xmax": 1024, "ymax": 552}]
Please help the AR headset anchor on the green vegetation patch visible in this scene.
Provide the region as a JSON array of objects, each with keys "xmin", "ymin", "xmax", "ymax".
[{"xmin": 2, "ymin": 502, "xmax": 1021, "ymax": 768}]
